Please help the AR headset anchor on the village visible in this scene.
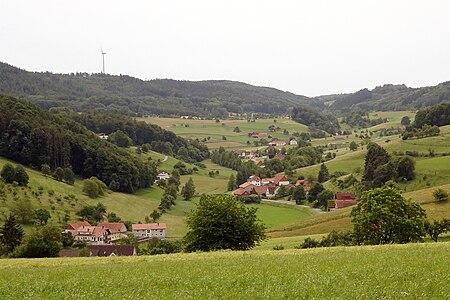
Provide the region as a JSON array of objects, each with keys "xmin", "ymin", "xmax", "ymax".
[{"xmin": 60, "ymin": 221, "xmax": 167, "ymax": 257}]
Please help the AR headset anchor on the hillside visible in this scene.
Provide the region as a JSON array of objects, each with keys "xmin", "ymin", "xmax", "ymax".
[
  {"xmin": 1, "ymin": 242, "xmax": 450, "ymax": 299},
  {"xmin": 0, "ymin": 62, "xmax": 321, "ymax": 116},
  {"xmin": 324, "ymin": 83, "xmax": 450, "ymax": 112}
]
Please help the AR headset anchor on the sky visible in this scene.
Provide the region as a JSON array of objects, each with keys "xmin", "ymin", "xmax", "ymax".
[{"xmin": 1, "ymin": 0, "xmax": 449, "ymax": 96}]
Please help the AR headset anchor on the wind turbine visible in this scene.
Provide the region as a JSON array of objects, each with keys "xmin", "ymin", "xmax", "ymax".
[{"xmin": 101, "ymin": 48, "xmax": 106, "ymax": 74}]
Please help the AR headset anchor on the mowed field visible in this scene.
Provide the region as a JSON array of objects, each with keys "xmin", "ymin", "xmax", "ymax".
[
  {"xmin": 138, "ymin": 117, "xmax": 310, "ymax": 149},
  {"xmin": 2, "ymin": 242, "xmax": 450, "ymax": 299}
]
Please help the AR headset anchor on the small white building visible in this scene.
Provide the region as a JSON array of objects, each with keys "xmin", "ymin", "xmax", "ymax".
[
  {"xmin": 132, "ymin": 223, "xmax": 166, "ymax": 239},
  {"xmin": 289, "ymin": 139, "xmax": 298, "ymax": 146},
  {"xmin": 156, "ymin": 172, "xmax": 170, "ymax": 180},
  {"xmin": 268, "ymin": 140, "xmax": 287, "ymax": 147}
]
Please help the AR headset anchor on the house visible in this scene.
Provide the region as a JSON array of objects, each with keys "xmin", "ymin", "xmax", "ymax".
[
  {"xmin": 273, "ymin": 153, "xmax": 286, "ymax": 160},
  {"xmin": 334, "ymin": 192, "xmax": 357, "ymax": 209},
  {"xmin": 273, "ymin": 175, "xmax": 290, "ymax": 186},
  {"xmin": 239, "ymin": 182, "xmax": 255, "ymax": 192},
  {"xmin": 71, "ymin": 225, "xmax": 112, "ymax": 244},
  {"xmin": 156, "ymin": 172, "xmax": 170, "ymax": 180},
  {"xmin": 132, "ymin": 223, "xmax": 166, "ymax": 239},
  {"xmin": 88, "ymin": 245, "xmax": 137, "ymax": 257},
  {"xmin": 64, "ymin": 220, "xmax": 91, "ymax": 235},
  {"xmin": 295, "ymin": 179, "xmax": 311, "ymax": 192},
  {"xmin": 96, "ymin": 133, "xmax": 109, "ymax": 140},
  {"xmin": 232, "ymin": 188, "xmax": 254, "ymax": 197},
  {"xmin": 268, "ymin": 140, "xmax": 287, "ymax": 147},
  {"xmin": 97, "ymin": 222, "xmax": 128, "ymax": 241},
  {"xmin": 289, "ymin": 139, "xmax": 298, "ymax": 146},
  {"xmin": 247, "ymin": 175, "xmax": 261, "ymax": 186},
  {"xmin": 234, "ymin": 150, "xmax": 258, "ymax": 159},
  {"xmin": 256, "ymin": 160, "xmax": 266, "ymax": 168}
]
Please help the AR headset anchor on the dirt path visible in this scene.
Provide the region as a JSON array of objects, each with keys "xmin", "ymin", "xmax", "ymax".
[{"xmin": 162, "ymin": 155, "xmax": 168, "ymax": 162}]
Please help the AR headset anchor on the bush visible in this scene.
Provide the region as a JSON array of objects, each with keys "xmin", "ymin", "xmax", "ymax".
[
  {"xmin": 83, "ymin": 177, "xmax": 108, "ymax": 198},
  {"xmin": 297, "ymin": 237, "xmax": 320, "ymax": 249},
  {"xmin": 433, "ymin": 189, "xmax": 449, "ymax": 202}
]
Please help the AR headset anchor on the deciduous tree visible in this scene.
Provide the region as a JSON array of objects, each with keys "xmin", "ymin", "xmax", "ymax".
[
  {"xmin": 351, "ymin": 185, "xmax": 426, "ymax": 245},
  {"xmin": 185, "ymin": 194, "xmax": 265, "ymax": 251}
]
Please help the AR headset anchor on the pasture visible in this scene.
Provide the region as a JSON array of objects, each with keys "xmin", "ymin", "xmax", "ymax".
[
  {"xmin": 1, "ymin": 242, "xmax": 449, "ymax": 299},
  {"xmin": 139, "ymin": 116, "xmax": 310, "ymax": 149}
]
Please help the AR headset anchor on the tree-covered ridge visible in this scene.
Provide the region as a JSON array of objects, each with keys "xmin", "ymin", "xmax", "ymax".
[
  {"xmin": 325, "ymin": 83, "xmax": 450, "ymax": 112},
  {"xmin": 291, "ymin": 106, "xmax": 340, "ymax": 134},
  {"xmin": 0, "ymin": 95, "xmax": 156, "ymax": 193},
  {"xmin": 69, "ymin": 111, "xmax": 209, "ymax": 162},
  {"xmin": 0, "ymin": 62, "xmax": 322, "ymax": 117},
  {"xmin": 413, "ymin": 102, "xmax": 450, "ymax": 128}
]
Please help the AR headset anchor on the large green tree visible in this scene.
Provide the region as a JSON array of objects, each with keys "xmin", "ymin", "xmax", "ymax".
[
  {"xmin": 13, "ymin": 225, "xmax": 62, "ymax": 258},
  {"xmin": 184, "ymin": 194, "xmax": 266, "ymax": 251},
  {"xmin": 363, "ymin": 143, "xmax": 395, "ymax": 189},
  {"xmin": 318, "ymin": 163, "xmax": 330, "ymax": 183},
  {"xmin": 395, "ymin": 156, "xmax": 415, "ymax": 181},
  {"xmin": 14, "ymin": 165, "xmax": 29, "ymax": 186},
  {"xmin": 0, "ymin": 215, "xmax": 24, "ymax": 253},
  {"xmin": 351, "ymin": 184, "xmax": 426, "ymax": 245},
  {"xmin": 0, "ymin": 163, "xmax": 16, "ymax": 184},
  {"xmin": 181, "ymin": 177, "xmax": 195, "ymax": 200}
]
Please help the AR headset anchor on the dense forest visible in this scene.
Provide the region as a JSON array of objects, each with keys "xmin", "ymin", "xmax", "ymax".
[
  {"xmin": 324, "ymin": 83, "xmax": 450, "ymax": 112},
  {"xmin": 0, "ymin": 62, "xmax": 322, "ymax": 117},
  {"xmin": 69, "ymin": 112, "xmax": 209, "ymax": 162},
  {"xmin": 291, "ymin": 106, "xmax": 340, "ymax": 134},
  {"xmin": 413, "ymin": 102, "xmax": 450, "ymax": 128},
  {"xmin": 0, "ymin": 95, "xmax": 205, "ymax": 193}
]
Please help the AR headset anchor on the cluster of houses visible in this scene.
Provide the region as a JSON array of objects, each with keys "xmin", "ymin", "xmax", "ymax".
[
  {"xmin": 232, "ymin": 175, "xmax": 291, "ymax": 198},
  {"xmin": 232, "ymin": 175, "xmax": 357, "ymax": 209},
  {"xmin": 64, "ymin": 221, "xmax": 166, "ymax": 245}
]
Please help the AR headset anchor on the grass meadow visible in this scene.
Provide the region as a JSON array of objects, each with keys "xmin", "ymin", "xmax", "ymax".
[
  {"xmin": 1, "ymin": 242, "xmax": 449, "ymax": 299},
  {"xmin": 139, "ymin": 117, "xmax": 310, "ymax": 149}
]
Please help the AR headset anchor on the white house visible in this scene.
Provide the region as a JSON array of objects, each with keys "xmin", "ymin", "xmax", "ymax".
[
  {"xmin": 132, "ymin": 223, "xmax": 166, "ymax": 239},
  {"xmin": 247, "ymin": 175, "xmax": 261, "ymax": 186},
  {"xmin": 96, "ymin": 133, "xmax": 109, "ymax": 140},
  {"xmin": 156, "ymin": 172, "xmax": 170, "ymax": 180},
  {"xmin": 289, "ymin": 139, "xmax": 298, "ymax": 146},
  {"xmin": 268, "ymin": 140, "xmax": 287, "ymax": 147}
]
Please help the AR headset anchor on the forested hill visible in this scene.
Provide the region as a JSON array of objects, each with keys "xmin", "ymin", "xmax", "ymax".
[
  {"xmin": 322, "ymin": 83, "xmax": 450, "ymax": 112},
  {"xmin": 0, "ymin": 62, "xmax": 321, "ymax": 117},
  {"xmin": 0, "ymin": 95, "xmax": 208, "ymax": 193}
]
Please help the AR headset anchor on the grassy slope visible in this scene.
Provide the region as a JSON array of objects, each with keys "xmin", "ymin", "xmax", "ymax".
[
  {"xmin": 0, "ymin": 156, "xmax": 315, "ymax": 238},
  {"xmin": 138, "ymin": 117, "xmax": 310, "ymax": 149},
  {"xmin": 1, "ymin": 242, "xmax": 450, "ymax": 299}
]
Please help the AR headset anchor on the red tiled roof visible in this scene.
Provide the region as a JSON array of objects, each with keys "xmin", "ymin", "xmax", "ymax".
[
  {"xmin": 248, "ymin": 175, "xmax": 261, "ymax": 181},
  {"xmin": 65, "ymin": 221, "xmax": 91, "ymax": 231},
  {"xmin": 233, "ymin": 188, "xmax": 251, "ymax": 196},
  {"xmin": 253, "ymin": 186, "xmax": 268, "ymax": 195},
  {"xmin": 335, "ymin": 192, "xmax": 356, "ymax": 200},
  {"xmin": 273, "ymin": 175, "xmax": 289, "ymax": 185},
  {"xmin": 274, "ymin": 153, "xmax": 286, "ymax": 160},
  {"xmin": 335, "ymin": 199, "xmax": 357, "ymax": 209},
  {"xmin": 239, "ymin": 182, "xmax": 252, "ymax": 188},
  {"xmin": 97, "ymin": 222, "xmax": 127, "ymax": 233},
  {"xmin": 132, "ymin": 223, "xmax": 166, "ymax": 231},
  {"xmin": 75, "ymin": 226, "xmax": 110, "ymax": 237}
]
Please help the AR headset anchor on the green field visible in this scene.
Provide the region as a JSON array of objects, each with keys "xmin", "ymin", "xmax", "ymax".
[
  {"xmin": 2, "ymin": 242, "xmax": 450, "ymax": 299},
  {"xmin": 0, "ymin": 156, "xmax": 318, "ymax": 238},
  {"xmin": 139, "ymin": 117, "xmax": 310, "ymax": 149}
]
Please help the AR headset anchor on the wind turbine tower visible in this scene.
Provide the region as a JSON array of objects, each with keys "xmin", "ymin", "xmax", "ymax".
[{"xmin": 101, "ymin": 48, "xmax": 106, "ymax": 74}]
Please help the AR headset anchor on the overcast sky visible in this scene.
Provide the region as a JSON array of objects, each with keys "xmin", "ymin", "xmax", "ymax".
[{"xmin": 1, "ymin": 0, "xmax": 449, "ymax": 96}]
